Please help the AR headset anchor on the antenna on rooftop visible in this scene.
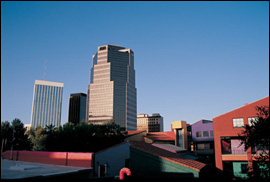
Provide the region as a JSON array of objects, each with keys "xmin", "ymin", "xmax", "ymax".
[{"xmin": 43, "ymin": 59, "xmax": 47, "ymax": 81}]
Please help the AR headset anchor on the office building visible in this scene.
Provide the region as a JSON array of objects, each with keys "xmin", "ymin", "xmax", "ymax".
[
  {"xmin": 137, "ymin": 113, "xmax": 164, "ymax": 132},
  {"xmin": 87, "ymin": 44, "xmax": 137, "ymax": 130},
  {"xmin": 30, "ymin": 80, "xmax": 64, "ymax": 128},
  {"xmin": 213, "ymin": 96, "xmax": 269, "ymax": 178},
  {"xmin": 68, "ymin": 93, "xmax": 87, "ymax": 125}
]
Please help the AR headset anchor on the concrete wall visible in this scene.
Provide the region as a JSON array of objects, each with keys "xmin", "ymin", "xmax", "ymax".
[
  {"xmin": 95, "ymin": 142, "xmax": 133, "ymax": 177},
  {"xmin": 1, "ymin": 150, "xmax": 94, "ymax": 168}
]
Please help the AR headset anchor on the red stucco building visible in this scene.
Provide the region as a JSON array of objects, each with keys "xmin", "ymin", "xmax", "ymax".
[{"xmin": 213, "ymin": 96, "xmax": 269, "ymax": 178}]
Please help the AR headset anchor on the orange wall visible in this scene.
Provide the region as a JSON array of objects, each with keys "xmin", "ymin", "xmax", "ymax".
[{"xmin": 213, "ymin": 96, "xmax": 269, "ymax": 170}]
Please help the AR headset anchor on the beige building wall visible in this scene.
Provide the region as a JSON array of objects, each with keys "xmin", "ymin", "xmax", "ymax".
[
  {"xmin": 137, "ymin": 113, "xmax": 164, "ymax": 132},
  {"xmin": 88, "ymin": 44, "xmax": 137, "ymax": 130},
  {"xmin": 172, "ymin": 120, "xmax": 188, "ymax": 149}
]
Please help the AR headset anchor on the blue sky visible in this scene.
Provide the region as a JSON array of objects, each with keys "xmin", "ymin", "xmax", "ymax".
[{"xmin": 1, "ymin": 1, "xmax": 269, "ymax": 131}]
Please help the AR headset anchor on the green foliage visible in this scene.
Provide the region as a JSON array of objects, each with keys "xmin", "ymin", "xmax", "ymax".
[
  {"xmin": 1, "ymin": 121, "xmax": 13, "ymax": 152},
  {"xmin": 28, "ymin": 122, "xmax": 125, "ymax": 152},
  {"xmin": 239, "ymin": 106, "xmax": 269, "ymax": 180},
  {"xmin": 2, "ymin": 119, "xmax": 124, "ymax": 153},
  {"xmin": 28, "ymin": 126, "xmax": 47, "ymax": 151},
  {"xmin": 1, "ymin": 118, "xmax": 31, "ymax": 152}
]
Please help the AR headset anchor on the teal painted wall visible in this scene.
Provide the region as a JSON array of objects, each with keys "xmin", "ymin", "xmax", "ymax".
[
  {"xmin": 233, "ymin": 162, "xmax": 248, "ymax": 178},
  {"xmin": 130, "ymin": 147, "xmax": 200, "ymax": 178}
]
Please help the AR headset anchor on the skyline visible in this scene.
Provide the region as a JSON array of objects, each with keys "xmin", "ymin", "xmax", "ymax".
[{"xmin": 1, "ymin": 1, "xmax": 269, "ymax": 131}]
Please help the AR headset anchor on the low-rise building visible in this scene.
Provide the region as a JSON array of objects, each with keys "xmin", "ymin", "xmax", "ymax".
[
  {"xmin": 130, "ymin": 142, "xmax": 206, "ymax": 178},
  {"xmin": 213, "ymin": 96, "xmax": 269, "ymax": 178},
  {"xmin": 94, "ymin": 141, "xmax": 134, "ymax": 177},
  {"xmin": 190, "ymin": 120, "xmax": 214, "ymax": 156}
]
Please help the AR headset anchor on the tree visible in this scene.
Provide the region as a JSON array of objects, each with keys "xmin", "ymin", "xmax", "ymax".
[
  {"xmin": 27, "ymin": 122, "xmax": 125, "ymax": 152},
  {"xmin": 28, "ymin": 126, "xmax": 47, "ymax": 151},
  {"xmin": 1, "ymin": 119, "xmax": 31, "ymax": 152},
  {"xmin": 11, "ymin": 118, "xmax": 31, "ymax": 150},
  {"xmin": 239, "ymin": 106, "xmax": 269, "ymax": 179},
  {"xmin": 1, "ymin": 121, "xmax": 12, "ymax": 152}
]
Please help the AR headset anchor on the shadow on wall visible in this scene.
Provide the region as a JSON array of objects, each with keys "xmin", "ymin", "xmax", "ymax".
[
  {"xmin": 131, "ymin": 171, "xmax": 194, "ymax": 179},
  {"xmin": 199, "ymin": 164, "xmax": 224, "ymax": 179}
]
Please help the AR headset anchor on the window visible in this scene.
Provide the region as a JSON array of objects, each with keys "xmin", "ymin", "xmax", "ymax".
[
  {"xmin": 241, "ymin": 163, "xmax": 248, "ymax": 174},
  {"xmin": 196, "ymin": 131, "xmax": 201, "ymax": 137},
  {"xmin": 210, "ymin": 130, "xmax": 214, "ymax": 137},
  {"xmin": 203, "ymin": 131, "xmax": 209, "ymax": 137},
  {"xmin": 233, "ymin": 118, "xmax": 244, "ymax": 128},
  {"xmin": 221, "ymin": 138, "xmax": 231, "ymax": 154},
  {"xmin": 98, "ymin": 165, "xmax": 107, "ymax": 177},
  {"xmin": 99, "ymin": 46, "xmax": 106, "ymax": 51},
  {"xmin": 248, "ymin": 117, "xmax": 258, "ymax": 126},
  {"xmin": 197, "ymin": 143, "xmax": 205, "ymax": 150}
]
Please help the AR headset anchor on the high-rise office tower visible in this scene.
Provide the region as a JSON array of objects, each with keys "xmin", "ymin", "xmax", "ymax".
[
  {"xmin": 30, "ymin": 80, "xmax": 64, "ymax": 128},
  {"xmin": 68, "ymin": 93, "xmax": 87, "ymax": 125},
  {"xmin": 87, "ymin": 44, "xmax": 137, "ymax": 130}
]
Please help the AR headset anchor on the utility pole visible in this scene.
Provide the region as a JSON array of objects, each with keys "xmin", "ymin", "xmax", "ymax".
[
  {"xmin": 44, "ymin": 60, "xmax": 47, "ymax": 81},
  {"xmin": 10, "ymin": 128, "xmax": 15, "ymax": 160}
]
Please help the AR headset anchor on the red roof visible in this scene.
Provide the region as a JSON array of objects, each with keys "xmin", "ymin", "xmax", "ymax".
[
  {"xmin": 145, "ymin": 132, "xmax": 175, "ymax": 141},
  {"xmin": 121, "ymin": 130, "xmax": 146, "ymax": 137},
  {"xmin": 130, "ymin": 142, "xmax": 206, "ymax": 171}
]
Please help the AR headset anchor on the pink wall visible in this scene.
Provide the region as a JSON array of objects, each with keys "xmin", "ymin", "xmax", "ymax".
[{"xmin": 1, "ymin": 150, "xmax": 94, "ymax": 168}]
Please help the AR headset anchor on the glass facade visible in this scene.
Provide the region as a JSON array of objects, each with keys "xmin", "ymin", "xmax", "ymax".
[
  {"xmin": 88, "ymin": 44, "xmax": 137, "ymax": 130},
  {"xmin": 30, "ymin": 80, "xmax": 64, "ymax": 128},
  {"xmin": 176, "ymin": 129, "xmax": 183, "ymax": 147}
]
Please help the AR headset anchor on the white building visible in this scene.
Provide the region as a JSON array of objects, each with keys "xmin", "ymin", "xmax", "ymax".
[{"xmin": 30, "ymin": 80, "xmax": 63, "ymax": 128}]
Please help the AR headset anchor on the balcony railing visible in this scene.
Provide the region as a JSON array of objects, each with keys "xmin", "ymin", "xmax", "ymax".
[
  {"xmin": 232, "ymin": 148, "xmax": 247, "ymax": 155},
  {"xmin": 222, "ymin": 147, "xmax": 247, "ymax": 155}
]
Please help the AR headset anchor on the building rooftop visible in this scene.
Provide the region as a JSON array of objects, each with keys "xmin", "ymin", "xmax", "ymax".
[
  {"xmin": 145, "ymin": 132, "xmax": 175, "ymax": 141},
  {"xmin": 1, "ymin": 159, "xmax": 91, "ymax": 180},
  {"xmin": 121, "ymin": 130, "xmax": 146, "ymax": 137},
  {"xmin": 35, "ymin": 80, "xmax": 64, "ymax": 87},
  {"xmin": 152, "ymin": 143, "xmax": 187, "ymax": 153},
  {"xmin": 130, "ymin": 142, "xmax": 206, "ymax": 171},
  {"xmin": 137, "ymin": 113, "xmax": 162, "ymax": 118},
  {"xmin": 213, "ymin": 96, "xmax": 269, "ymax": 120}
]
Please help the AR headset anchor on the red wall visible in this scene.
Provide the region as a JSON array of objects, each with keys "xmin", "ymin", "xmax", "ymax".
[
  {"xmin": 213, "ymin": 96, "xmax": 269, "ymax": 170},
  {"xmin": 1, "ymin": 150, "xmax": 94, "ymax": 168}
]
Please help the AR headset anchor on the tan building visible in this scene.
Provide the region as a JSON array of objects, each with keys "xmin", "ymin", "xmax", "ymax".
[
  {"xmin": 171, "ymin": 120, "xmax": 188, "ymax": 149},
  {"xmin": 87, "ymin": 44, "xmax": 137, "ymax": 130},
  {"xmin": 137, "ymin": 113, "xmax": 164, "ymax": 132}
]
